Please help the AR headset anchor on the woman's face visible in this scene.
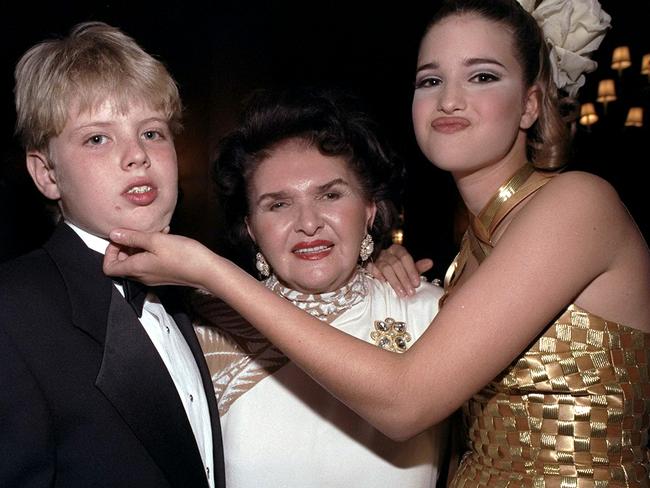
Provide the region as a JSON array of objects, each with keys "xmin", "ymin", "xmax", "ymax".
[
  {"xmin": 412, "ymin": 14, "xmax": 538, "ymax": 176},
  {"xmin": 246, "ymin": 140, "xmax": 376, "ymax": 294}
]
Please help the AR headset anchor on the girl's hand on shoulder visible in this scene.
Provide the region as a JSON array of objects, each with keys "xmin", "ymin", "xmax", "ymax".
[
  {"xmin": 103, "ymin": 229, "xmax": 216, "ymax": 289},
  {"xmin": 366, "ymin": 244, "xmax": 433, "ymax": 297}
]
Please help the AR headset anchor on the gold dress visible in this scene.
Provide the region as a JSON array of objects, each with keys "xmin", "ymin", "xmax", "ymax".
[{"xmin": 445, "ymin": 165, "xmax": 650, "ymax": 488}]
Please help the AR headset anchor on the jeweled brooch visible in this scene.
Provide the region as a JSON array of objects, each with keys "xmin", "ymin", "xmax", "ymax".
[{"xmin": 370, "ymin": 317, "xmax": 411, "ymax": 353}]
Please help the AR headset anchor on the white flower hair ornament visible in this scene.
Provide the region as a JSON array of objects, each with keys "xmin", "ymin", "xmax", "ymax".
[{"xmin": 516, "ymin": 0, "xmax": 611, "ymax": 98}]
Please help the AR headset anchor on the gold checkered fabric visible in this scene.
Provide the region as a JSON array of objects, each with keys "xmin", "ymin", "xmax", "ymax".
[
  {"xmin": 451, "ymin": 305, "xmax": 650, "ymax": 488},
  {"xmin": 446, "ymin": 168, "xmax": 650, "ymax": 486}
]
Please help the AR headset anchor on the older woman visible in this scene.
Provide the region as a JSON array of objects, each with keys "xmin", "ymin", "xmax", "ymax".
[{"xmin": 189, "ymin": 88, "xmax": 446, "ymax": 487}]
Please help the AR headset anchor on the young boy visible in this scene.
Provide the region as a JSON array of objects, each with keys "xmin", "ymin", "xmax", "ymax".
[{"xmin": 0, "ymin": 22, "xmax": 224, "ymax": 488}]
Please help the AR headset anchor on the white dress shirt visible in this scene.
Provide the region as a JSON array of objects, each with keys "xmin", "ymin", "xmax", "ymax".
[{"xmin": 67, "ymin": 223, "xmax": 214, "ymax": 487}]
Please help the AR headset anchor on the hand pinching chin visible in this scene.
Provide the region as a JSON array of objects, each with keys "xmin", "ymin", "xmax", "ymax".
[
  {"xmin": 107, "ymin": 230, "xmax": 139, "ymax": 263},
  {"xmin": 103, "ymin": 228, "xmax": 155, "ymax": 282},
  {"xmin": 103, "ymin": 228, "xmax": 217, "ymax": 289}
]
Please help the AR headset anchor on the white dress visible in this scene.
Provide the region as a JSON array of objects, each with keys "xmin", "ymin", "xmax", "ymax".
[{"xmin": 193, "ymin": 272, "xmax": 446, "ymax": 488}]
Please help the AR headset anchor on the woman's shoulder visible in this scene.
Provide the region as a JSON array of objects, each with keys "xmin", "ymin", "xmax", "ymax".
[
  {"xmin": 367, "ymin": 273, "xmax": 443, "ymax": 298},
  {"xmin": 518, "ymin": 170, "xmax": 628, "ymax": 233},
  {"xmin": 538, "ymin": 170, "xmax": 621, "ymax": 209},
  {"xmin": 367, "ymin": 274, "xmax": 443, "ymax": 312},
  {"xmin": 413, "ymin": 279, "xmax": 445, "ymax": 301},
  {"xmin": 189, "ymin": 290, "xmax": 243, "ymax": 327},
  {"xmin": 362, "ymin": 275, "xmax": 441, "ymax": 344},
  {"xmin": 190, "ymin": 289, "xmax": 272, "ymax": 352}
]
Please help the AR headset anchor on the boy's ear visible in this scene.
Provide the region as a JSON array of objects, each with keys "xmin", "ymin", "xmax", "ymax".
[{"xmin": 25, "ymin": 151, "xmax": 61, "ymax": 201}]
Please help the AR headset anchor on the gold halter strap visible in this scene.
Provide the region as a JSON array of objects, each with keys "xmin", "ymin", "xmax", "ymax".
[
  {"xmin": 474, "ymin": 164, "xmax": 534, "ymax": 242},
  {"xmin": 470, "ymin": 164, "xmax": 552, "ymax": 260},
  {"xmin": 443, "ymin": 164, "xmax": 552, "ymax": 297}
]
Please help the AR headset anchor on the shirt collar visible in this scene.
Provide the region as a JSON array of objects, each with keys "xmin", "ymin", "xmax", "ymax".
[{"xmin": 65, "ymin": 221, "xmax": 109, "ymax": 255}]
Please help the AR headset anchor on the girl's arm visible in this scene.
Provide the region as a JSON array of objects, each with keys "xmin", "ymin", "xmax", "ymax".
[{"xmin": 104, "ymin": 172, "xmax": 632, "ymax": 440}]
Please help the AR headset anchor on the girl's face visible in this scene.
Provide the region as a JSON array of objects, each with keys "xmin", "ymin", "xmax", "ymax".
[{"xmin": 412, "ymin": 14, "xmax": 538, "ymax": 178}]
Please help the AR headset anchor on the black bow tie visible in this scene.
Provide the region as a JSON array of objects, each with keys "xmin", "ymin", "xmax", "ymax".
[{"xmin": 119, "ymin": 278, "xmax": 149, "ymax": 318}]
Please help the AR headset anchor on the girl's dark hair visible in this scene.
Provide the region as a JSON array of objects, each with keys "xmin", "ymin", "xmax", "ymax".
[
  {"xmin": 425, "ymin": 0, "xmax": 570, "ymax": 169},
  {"xmin": 213, "ymin": 87, "xmax": 404, "ymax": 265}
]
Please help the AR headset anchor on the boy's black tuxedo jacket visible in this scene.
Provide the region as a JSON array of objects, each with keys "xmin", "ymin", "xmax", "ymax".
[{"xmin": 0, "ymin": 224, "xmax": 225, "ymax": 488}]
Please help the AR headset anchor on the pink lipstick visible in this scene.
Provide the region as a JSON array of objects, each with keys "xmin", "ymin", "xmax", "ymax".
[{"xmin": 431, "ymin": 117, "xmax": 470, "ymax": 134}]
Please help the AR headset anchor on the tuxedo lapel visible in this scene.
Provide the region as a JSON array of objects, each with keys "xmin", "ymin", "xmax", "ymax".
[
  {"xmin": 96, "ymin": 287, "xmax": 209, "ymax": 488},
  {"xmin": 45, "ymin": 224, "xmax": 209, "ymax": 488},
  {"xmin": 44, "ymin": 224, "xmax": 112, "ymax": 344}
]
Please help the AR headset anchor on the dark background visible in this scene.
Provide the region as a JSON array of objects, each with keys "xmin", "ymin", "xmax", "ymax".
[{"xmin": 2, "ymin": 1, "xmax": 648, "ymax": 280}]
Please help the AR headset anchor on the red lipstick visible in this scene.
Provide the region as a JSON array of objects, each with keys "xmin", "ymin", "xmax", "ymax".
[{"xmin": 291, "ymin": 240, "xmax": 334, "ymax": 260}]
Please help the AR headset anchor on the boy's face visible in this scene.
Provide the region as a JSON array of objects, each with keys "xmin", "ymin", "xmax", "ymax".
[{"xmin": 27, "ymin": 99, "xmax": 178, "ymax": 238}]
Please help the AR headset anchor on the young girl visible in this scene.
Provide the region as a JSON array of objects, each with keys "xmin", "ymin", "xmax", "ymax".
[{"xmin": 105, "ymin": 1, "xmax": 650, "ymax": 485}]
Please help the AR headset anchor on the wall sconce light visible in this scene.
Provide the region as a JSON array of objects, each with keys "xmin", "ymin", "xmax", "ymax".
[
  {"xmin": 391, "ymin": 229, "xmax": 404, "ymax": 245},
  {"xmin": 579, "ymin": 103, "xmax": 599, "ymax": 129},
  {"xmin": 581, "ymin": 46, "xmax": 647, "ymax": 130},
  {"xmin": 611, "ymin": 46, "xmax": 632, "ymax": 76},
  {"xmin": 596, "ymin": 79, "xmax": 617, "ymax": 114},
  {"xmin": 624, "ymin": 107, "xmax": 643, "ymax": 127},
  {"xmin": 642, "ymin": 54, "xmax": 650, "ymax": 81}
]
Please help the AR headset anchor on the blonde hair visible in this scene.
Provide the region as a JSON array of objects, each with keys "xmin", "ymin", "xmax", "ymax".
[{"xmin": 15, "ymin": 21, "xmax": 182, "ymax": 152}]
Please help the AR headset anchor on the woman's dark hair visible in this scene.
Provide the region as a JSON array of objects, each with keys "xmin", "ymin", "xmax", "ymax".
[
  {"xmin": 213, "ymin": 87, "xmax": 404, "ymax": 266},
  {"xmin": 424, "ymin": 0, "xmax": 570, "ymax": 169}
]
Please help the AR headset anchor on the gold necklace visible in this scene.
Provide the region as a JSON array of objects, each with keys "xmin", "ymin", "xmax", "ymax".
[{"xmin": 442, "ymin": 164, "xmax": 552, "ymax": 302}]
